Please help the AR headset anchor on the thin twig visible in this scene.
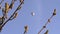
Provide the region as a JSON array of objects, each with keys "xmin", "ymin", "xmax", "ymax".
[
  {"xmin": 1, "ymin": 2, "xmax": 24, "ymax": 28},
  {"xmin": 38, "ymin": 27, "xmax": 44, "ymax": 34},
  {"xmin": 38, "ymin": 14, "xmax": 55, "ymax": 34}
]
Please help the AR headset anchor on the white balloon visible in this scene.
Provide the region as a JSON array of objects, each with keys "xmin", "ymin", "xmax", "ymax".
[{"xmin": 31, "ymin": 12, "xmax": 35, "ymax": 16}]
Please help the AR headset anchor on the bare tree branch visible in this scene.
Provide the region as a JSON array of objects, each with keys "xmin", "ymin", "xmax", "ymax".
[
  {"xmin": 0, "ymin": 0, "xmax": 24, "ymax": 31},
  {"xmin": 38, "ymin": 9, "xmax": 56, "ymax": 34}
]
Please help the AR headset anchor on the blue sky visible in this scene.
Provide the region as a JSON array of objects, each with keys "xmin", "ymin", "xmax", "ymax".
[{"xmin": 0, "ymin": 0, "xmax": 60, "ymax": 34}]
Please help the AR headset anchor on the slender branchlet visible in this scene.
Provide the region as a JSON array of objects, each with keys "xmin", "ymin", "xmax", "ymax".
[
  {"xmin": 0, "ymin": 0, "xmax": 24, "ymax": 31},
  {"xmin": 38, "ymin": 9, "xmax": 56, "ymax": 34},
  {"xmin": 24, "ymin": 25, "xmax": 28, "ymax": 34},
  {"xmin": 44, "ymin": 30, "xmax": 48, "ymax": 34}
]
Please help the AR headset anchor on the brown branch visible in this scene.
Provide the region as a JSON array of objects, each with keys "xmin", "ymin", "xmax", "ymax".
[
  {"xmin": 38, "ymin": 27, "xmax": 44, "ymax": 34},
  {"xmin": 24, "ymin": 25, "xmax": 28, "ymax": 34},
  {"xmin": 38, "ymin": 9, "xmax": 56, "ymax": 34},
  {"xmin": 38, "ymin": 15, "xmax": 53, "ymax": 34},
  {"xmin": 44, "ymin": 30, "xmax": 48, "ymax": 34},
  {"xmin": 0, "ymin": 1, "xmax": 24, "ymax": 31}
]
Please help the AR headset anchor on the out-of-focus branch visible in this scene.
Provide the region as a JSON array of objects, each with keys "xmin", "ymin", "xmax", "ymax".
[
  {"xmin": 2, "ymin": 1, "xmax": 23, "ymax": 28},
  {"xmin": 20, "ymin": 0, "xmax": 24, "ymax": 4},
  {"xmin": 9, "ymin": 0, "xmax": 17, "ymax": 9},
  {"xmin": 24, "ymin": 25, "xmax": 28, "ymax": 34},
  {"xmin": 0, "ymin": 0, "xmax": 24, "ymax": 32},
  {"xmin": 38, "ymin": 25, "xmax": 46, "ymax": 34},
  {"xmin": 44, "ymin": 30, "xmax": 48, "ymax": 34},
  {"xmin": 38, "ymin": 9, "xmax": 56, "ymax": 34},
  {"xmin": 10, "ymin": 12, "xmax": 18, "ymax": 20}
]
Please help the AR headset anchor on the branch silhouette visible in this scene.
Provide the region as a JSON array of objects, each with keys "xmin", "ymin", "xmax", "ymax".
[
  {"xmin": 38, "ymin": 9, "xmax": 56, "ymax": 34},
  {"xmin": 23, "ymin": 25, "xmax": 28, "ymax": 34},
  {"xmin": 0, "ymin": 0, "xmax": 24, "ymax": 32},
  {"xmin": 0, "ymin": 0, "xmax": 56, "ymax": 34}
]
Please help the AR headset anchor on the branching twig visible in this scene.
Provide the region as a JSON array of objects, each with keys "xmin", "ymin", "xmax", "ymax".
[
  {"xmin": 0, "ymin": 0, "xmax": 24, "ymax": 31},
  {"xmin": 2, "ymin": 2, "xmax": 23, "ymax": 28},
  {"xmin": 38, "ymin": 9, "xmax": 56, "ymax": 34}
]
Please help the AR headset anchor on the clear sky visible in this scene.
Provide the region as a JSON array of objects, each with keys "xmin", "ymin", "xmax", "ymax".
[{"xmin": 0, "ymin": 0, "xmax": 60, "ymax": 34}]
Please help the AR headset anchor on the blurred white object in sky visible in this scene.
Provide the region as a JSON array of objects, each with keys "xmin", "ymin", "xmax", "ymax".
[{"xmin": 31, "ymin": 12, "xmax": 35, "ymax": 16}]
